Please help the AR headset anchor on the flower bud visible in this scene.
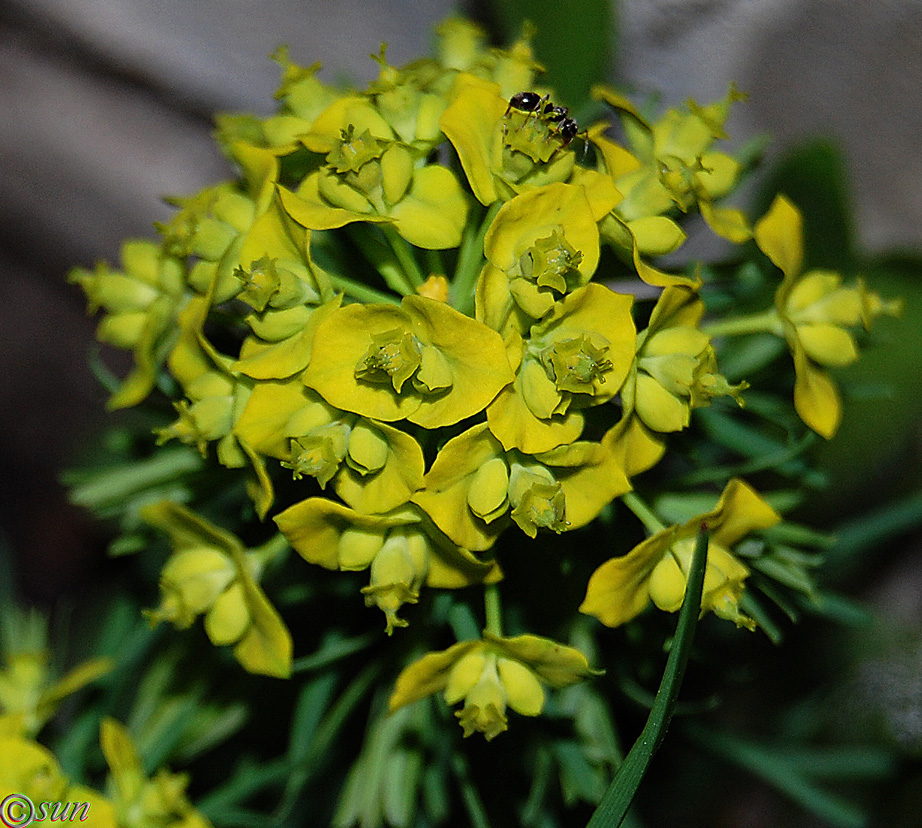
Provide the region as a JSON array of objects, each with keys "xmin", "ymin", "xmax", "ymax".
[
  {"xmin": 648, "ymin": 538, "xmax": 753, "ymax": 628},
  {"xmin": 338, "ymin": 526, "xmax": 386, "ymax": 570},
  {"xmin": 154, "ymin": 547, "xmax": 236, "ymax": 628},
  {"xmin": 417, "ymin": 274, "xmax": 450, "ymax": 302},
  {"xmin": 467, "ymin": 458, "xmax": 510, "ymax": 523},
  {"xmin": 204, "ymin": 582, "xmax": 250, "ymax": 646},
  {"xmin": 346, "ymin": 421, "xmax": 389, "ymax": 475},
  {"xmin": 380, "ymin": 143, "xmax": 414, "ymax": 206},
  {"xmin": 317, "ymin": 167, "xmax": 372, "ymax": 213}
]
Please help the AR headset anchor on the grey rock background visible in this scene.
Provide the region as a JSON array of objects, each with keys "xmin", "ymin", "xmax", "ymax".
[{"xmin": 1, "ymin": 0, "xmax": 920, "ymax": 591}]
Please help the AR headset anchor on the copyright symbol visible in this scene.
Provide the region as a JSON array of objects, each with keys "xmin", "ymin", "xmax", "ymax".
[{"xmin": 0, "ymin": 794, "xmax": 35, "ymax": 828}]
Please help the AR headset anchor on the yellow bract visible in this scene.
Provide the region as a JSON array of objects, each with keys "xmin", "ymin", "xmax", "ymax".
[{"xmin": 303, "ymin": 296, "xmax": 514, "ymax": 428}]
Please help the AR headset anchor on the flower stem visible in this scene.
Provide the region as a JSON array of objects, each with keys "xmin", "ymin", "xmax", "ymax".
[
  {"xmin": 622, "ymin": 491, "xmax": 667, "ymax": 535},
  {"xmin": 702, "ymin": 309, "xmax": 782, "ymax": 338},
  {"xmin": 483, "ymin": 583, "xmax": 503, "ymax": 636},
  {"xmin": 382, "ymin": 225, "xmax": 425, "ymax": 290},
  {"xmin": 327, "ymin": 274, "xmax": 401, "ymax": 305},
  {"xmin": 426, "ymin": 248, "xmax": 446, "ymax": 276},
  {"xmin": 452, "ymin": 200, "xmax": 502, "ymax": 314}
]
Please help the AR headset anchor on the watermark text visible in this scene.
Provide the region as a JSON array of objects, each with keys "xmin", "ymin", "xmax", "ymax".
[{"xmin": 0, "ymin": 794, "xmax": 90, "ymax": 827}]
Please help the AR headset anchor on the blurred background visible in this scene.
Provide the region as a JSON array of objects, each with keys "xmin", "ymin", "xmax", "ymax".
[{"xmin": 1, "ymin": 0, "xmax": 921, "ymax": 824}]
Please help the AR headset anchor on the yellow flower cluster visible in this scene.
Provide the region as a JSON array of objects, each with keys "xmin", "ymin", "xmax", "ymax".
[{"xmin": 71, "ymin": 18, "xmax": 899, "ymax": 740}]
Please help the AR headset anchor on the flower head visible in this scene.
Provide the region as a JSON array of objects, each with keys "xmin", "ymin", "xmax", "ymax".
[
  {"xmin": 754, "ymin": 195, "xmax": 901, "ymax": 438},
  {"xmin": 623, "ymin": 286, "xmax": 746, "ymax": 433},
  {"xmin": 581, "ymin": 479, "xmax": 780, "ymax": 628},
  {"xmin": 143, "ymin": 502, "xmax": 292, "ymax": 678},
  {"xmin": 389, "ymin": 633, "xmax": 598, "ymax": 740}
]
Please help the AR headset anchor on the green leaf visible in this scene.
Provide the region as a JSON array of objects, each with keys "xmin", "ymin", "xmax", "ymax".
[
  {"xmin": 687, "ymin": 726, "xmax": 893, "ymax": 828},
  {"xmin": 487, "ymin": 0, "xmax": 614, "ymax": 112},
  {"xmin": 290, "ymin": 630, "xmax": 378, "ymax": 674},
  {"xmin": 586, "ymin": 525, "xmax": 709, "ymax": 827},
  {"xmin": 819, "ymin": 487, "xmax": 922, "ymax": 582}
]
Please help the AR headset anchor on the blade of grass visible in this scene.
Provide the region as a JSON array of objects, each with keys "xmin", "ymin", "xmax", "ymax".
[{"xmin": 586, "ymin": 524, "xmax": 709, "ymax": 828}]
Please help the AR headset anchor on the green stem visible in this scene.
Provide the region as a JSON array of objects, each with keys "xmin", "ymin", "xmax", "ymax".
[
  {"xmin": 452, "ymin": 200, "xmax": 502, "ymax": 314},
  {"xmin": 426, "ymin": 248, "xmax": 446, "ymax": 277},
  {"xmin": 382, "ymin": 225, "xmax": 425, "ymax": 289},
  {"xmin": 621, "ymin": 492, "xmax": 666, "ymax": 535},
  {"xmin": 702, "ymin": 309, "xmax": 782, "ymax": 338},
  {"xmin": 345, "ymin": 226, "xmax": 414, "ymax": 296},
  {"xmin": 327, "ymin": 274, "xmax": 401, "ymax": 305},
  {"xmin": 586, "ymin": 525, "xmax": 710, "ymax": 828},
  {"xmin": 483, "ymin": 583, "xmax": 503, "ymax": 637}
]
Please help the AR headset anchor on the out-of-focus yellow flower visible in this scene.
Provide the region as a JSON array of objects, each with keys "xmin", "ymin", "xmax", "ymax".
[
  {"xmin": 581, "ymin": 479, "xmax": 780, "ymax": 629},
  {"xmin": 143, "ymin": 502, "xmax": 291, "ymax": 678},
  {"xmin": 389, "ymin": 633, "xmax": 598, "ymax": 740},
  {"xmin": 0, "ymin": 646, "xmax": 111, "ymax": 737},
  {"xmin": 622, "ymin": 286, "xmax": 746, "ymax": 433},
  {"xmin": 593, "ymin": 84, "xmax": 749, "ymax": 240},
  {"xmin": 302, "ymin": 296, "xmax": 513, "ymax": 428},
  {"xmin": 215, "ymin": 47, "xmax": 337, "ymax": 153},
  {"xmin": 434, "ymin": 18, "xmax": 489, "ymax": 72},
  {"xmin": 0, "ymin": 734, "xmax": 116, "ymax": 827},
  {"xmin": 100, "ymin": 718, "xmax": 210, "ymax": 828},
  {"xmin": 157, "ymin": 144, "xmax": 280, "ymax": 303},
  {"xmin": 754, "ymin": 195, "xmax": 901, "ymax": 438},
  {"xmin": 69, "ymin": 240, "xmax": 186, "ymax": 410},
  {"xmin": 274, "ymin": 498, "xmax": 500, "ymax": 633}
]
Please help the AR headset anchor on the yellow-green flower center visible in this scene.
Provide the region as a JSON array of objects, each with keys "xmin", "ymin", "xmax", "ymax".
[
  {"xmin": 283, "ymin": 424, "xmax": 350, "ymax": 486},
  {"xmin": 355, "ymin": 328, "xmax": 423, "ymax": 392},
  {"xmin": 235, "ymin": 256, "xmax": 281, "ymax": 312},
  {"xmin": 520, "ymin": 229, "xmax": 583, "ymax": 294},
  {"xmin": 542, "ymin": 335, "xmax": 612, "ymax": 395},
  {"xmin": 508, "ymin": 464, "xmax": 568, "ymax": 537},
  {"xmin": 327, "ymin": 125, "xmax": 386, "ymax": 173}
]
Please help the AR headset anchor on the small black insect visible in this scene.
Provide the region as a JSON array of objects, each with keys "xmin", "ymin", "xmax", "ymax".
[
  {"xmin": 542, "ymin": 103, "xmax": 569, "ymax": 123},
  {"xmin": 552, "ymin": 117, "xmax": 580, "ymax": 147},
  {"xmin": 505, "ymin": 91, "xmax": 546, "ymax": 116},
  {"xmin": 505, "ymin": 91, "xmax": 585, "ymax": 152}
]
